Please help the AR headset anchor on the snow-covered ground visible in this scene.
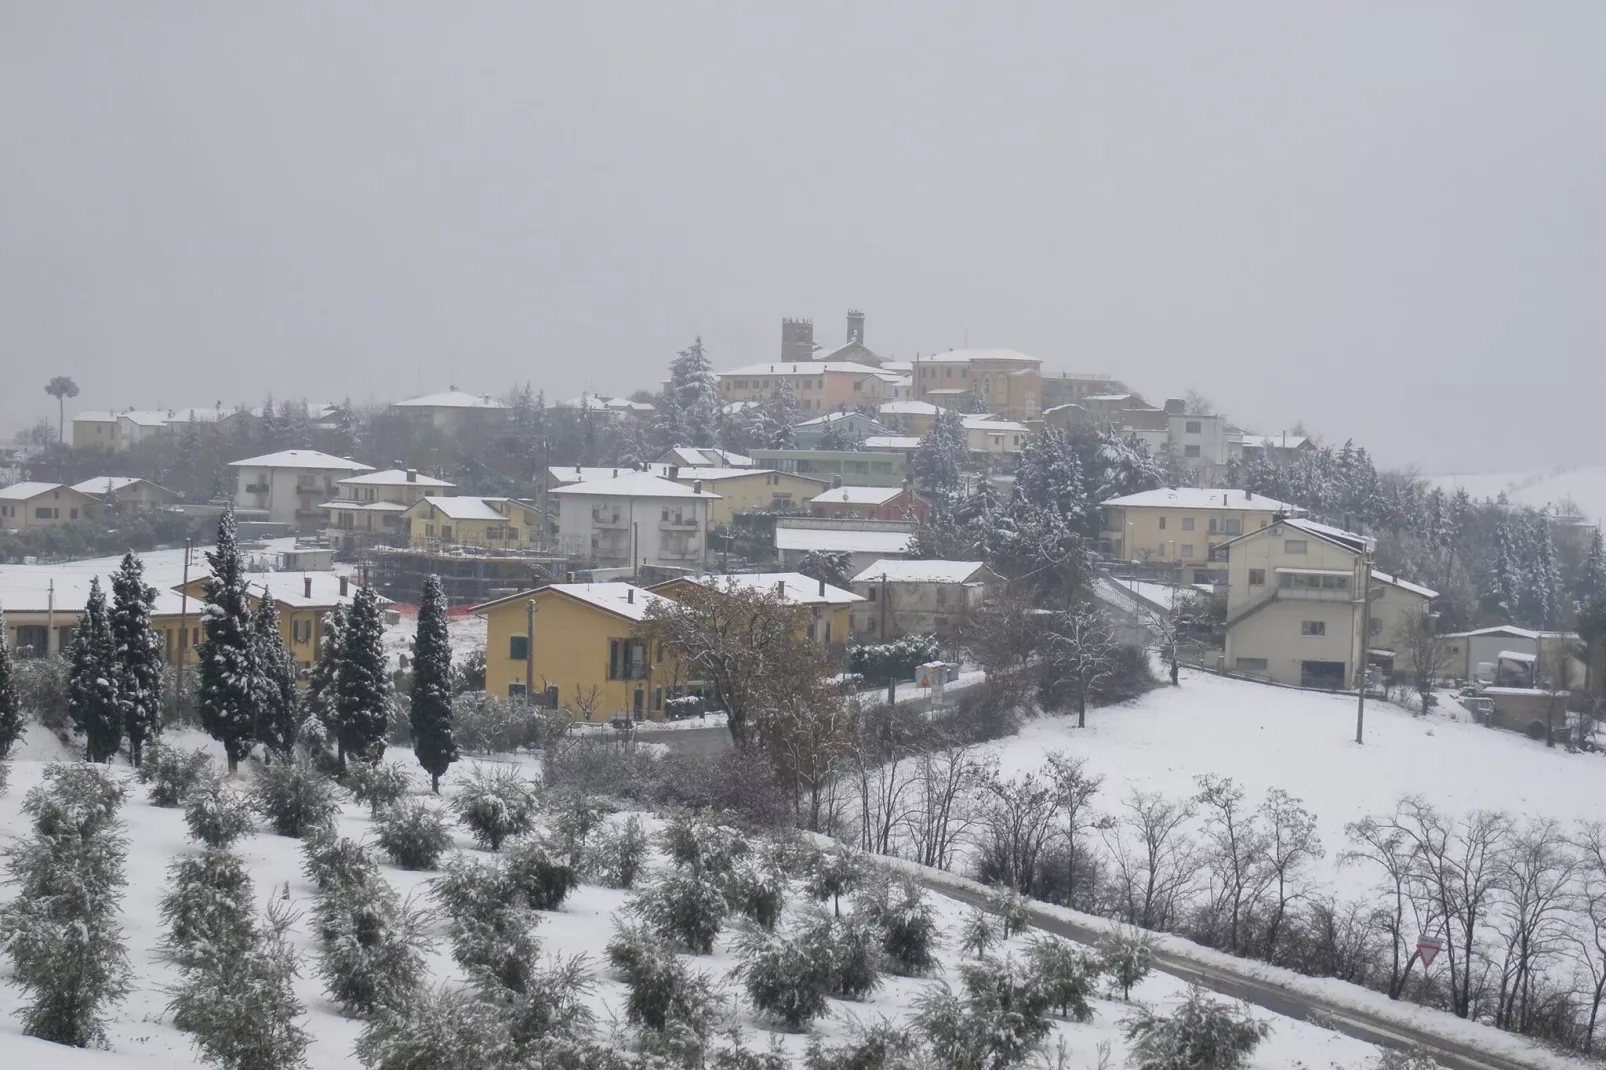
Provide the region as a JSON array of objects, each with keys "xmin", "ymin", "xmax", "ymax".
[
  {"xmin": 381, "ymin": 607, "xmax": 486, "ymax": 670},
  {"xmin": 1431, "ymin": 465, "xmax": 1606, "ymax": 527},
  {"xmin": 0, "ymin": 740, "xmax": 1390, "ymax": 1069},
  {"xmin": 981, "ymin": 668, "xmax": 1606, "ymax": 900}
]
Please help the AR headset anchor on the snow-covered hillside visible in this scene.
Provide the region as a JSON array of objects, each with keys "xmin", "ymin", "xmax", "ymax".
[
  {"xmin": 1431, "ymin": 465, "xmax": 1606, "ymax": 527},
  {"xmin": 982, "ymin": 669, "xmax": 1603, "ymax": 899},
  {"xmin": 0, "ymin": 744, "xmax": 1388, "ymax": 1070}
]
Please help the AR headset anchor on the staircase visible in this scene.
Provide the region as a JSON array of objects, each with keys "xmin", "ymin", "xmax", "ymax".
[{"xmin": 1225, "ymin": 585, "xmax": 1281, "ymax": 627}]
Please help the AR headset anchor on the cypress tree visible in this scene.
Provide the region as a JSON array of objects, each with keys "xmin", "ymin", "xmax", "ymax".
[
  {"xmin": 409, "ymin": 575, "xmax": 457, "ymax": 793},
  {"xmin": 197, "ymin": 508, "xmax": 259, "ymax": 773},
  {"xmin": 0, "ymin": 603, "xmax": 24, "ymax": 759},
  {"xmin": 336, "ymin": 585, "xmax": 392, "ymax": 769},
  {"xmin": 251, "ymin": 591, "xmax": 301, "ymax": 763},
  {"xmin": 109, "ymin": 552, "xmax": 163, "ymax": 768},
  {"xmin": 69, "ymin": 578, "xmax": 123, "ymax": 764},
  {"xmin": 306, "ymin": 604, "xmax": 347, "ymax": 765}
]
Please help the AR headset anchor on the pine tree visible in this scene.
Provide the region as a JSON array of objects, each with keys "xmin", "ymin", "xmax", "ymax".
[
  {"xmin": 668, "ymin": 337, "xmax": 720, "ymax": 449},
  {"xmin": 306, "ymin": 604, "xmax": 346, "ymax": 764},
  {"xmin": 251, "ymin": 592, "xmax": 301, "ymax": 763},
  {"xmin": 337, "ymin": 586, "xmax": 392, "ymax": 770},
  {"xmin": 198, "ymin": 508, "xmax": 260, "ymax": 774},
  {"xmin": 1582, "ymin": 528, "xmax": 1606, "ymax": 607},
  {"xmin": 0, "ymin": 604, "xmax": 22, "ymax": 759},
  {"xmin": 912, "ymin": 410, "xmax": 968, "ymax": 496},
  {"xmin": 1013, "ymin": 427, "xmax": 1086, "ymax": 523},
  {"xmin": 1526, "ymin": 517, "xmax": 1559, "ymax": 629},
  {"xmin": 410, "ymin": 576, "xmax": 457, "ymax": 793},
  {"xmin": 109, "ymin": 552, "xmax": 163, "ymax": 768},
  {"xmin": 959, "ymin": 380, "xmax": 989, "ymax": 414},
  {"xmin": 69, "ymin": 578, "xmax": 123, "ymax": 764},
  {"xmin": 759, "ymin": 381, "xmax": 801, "ymax": 449},
  {"xmin": 1489, "ymin": 517, "xmax": 1523, "ymax": 623}
]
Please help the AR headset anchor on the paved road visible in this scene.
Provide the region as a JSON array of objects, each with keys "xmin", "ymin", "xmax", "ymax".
[{"xmin": 934, "ymin": 878, "xmax": 1553, "ymax": 1070}]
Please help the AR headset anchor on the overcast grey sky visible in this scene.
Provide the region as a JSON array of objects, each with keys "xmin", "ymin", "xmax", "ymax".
[{"xmin": 3, "ymin": 3, "xmax": 1602, "ymax": 472}]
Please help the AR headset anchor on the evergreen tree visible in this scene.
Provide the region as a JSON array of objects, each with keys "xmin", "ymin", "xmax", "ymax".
[
  {"xmin": 668, "ymin": 337, "xmax": 719, "ymax": 448},
  {"xmin": 759, "ymin": 381, "xmax": 801, "ymax": 448},
  {"xmin": 109, "ymin": 552, "xmax": 163, "ymax": 768},
  {"xmin": 612, "ymin": 417, "xmax": 654, "ymax": 468},
  {"xmin": 912, "ymin": 410, "xmax": 968, "ymax": 496},
  {"xmin": 796, "ymin": 551, "xmax": 853, "ymax": 591},
  {"xmin": 306, "ymin": 604, "xmax": 346, "ymax": 762},
  {"xmin": 69, "ymin": 578, "xmax": 123, "ymax": 764},
  {"xmin": 908, "ymin": 490, "xmax": 972, "ymax": 560},
  {"xmin": 1013, "ymin": 427, "xmax": 1086, "ymax": 523},
  {"xmin": 0, "ymin": 603, "xmax": 23, "ymax": 759},
  {"xmin": 337, "ymin": 586, "xmax": 392, "ymax": 770},
  {"xmin": 959, "ymin": 380, "xmax": 989, "ymax": 414},
  {"xmin": 251, "ymin": 592, "xmax": 301, "ymax": 763},
  {"xmin": 1582, "ymin": 527, "xmax": 1606, "ymax": 607},
  {"xmin": 410, "ymin": 576, "xmax": 457, "ymax": 793},
  {"xmin": 197, "ymin": 508, "xmax": 260, "ymax": 774},
  {"xmin": 1525, "ymin": 517, "xmax": 1559, "ymax": 629},
  {"xmin": 652, "ymin": 390, "xmax": 687, "ymax": 452},
  {"xmin": 1489, "ymin": 516, "xmax": 1523, "ymax": 623},
  {"xmin": 816, "ymin": 416, "xmax": 864, "ymax": 452}
]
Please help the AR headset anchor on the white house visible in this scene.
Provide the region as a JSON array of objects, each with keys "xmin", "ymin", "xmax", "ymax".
[
  {"xmin": 774, "ymin": 518, "xmax": 916, "ymax": 577},
  {"xmin": 228, "ymin": 450, "xmax": 374, "ymax": 531},
  {"xmin": 849, "ymin": 558, "xmax": 1001, "ymax": 641},
  {"xmin": 390, "ymin": 390, "xmax": 510, "ymax": 432},
  {"xmin": 549, "ymin": 471, "xmax": 718, "ymax": 573}
]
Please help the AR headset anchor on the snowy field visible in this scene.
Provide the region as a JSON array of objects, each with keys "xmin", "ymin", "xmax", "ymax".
[
  {"xmin": 1431, "ymin": 465, "xmax": 1606, "ymax": 527},
  {"xmin": 0, "ymin": 739, "xmax": 1391, "ymax": 1070},
  {"xmin": 982, "ymin": 668, "xmax": 1606, "ymax": 899}
]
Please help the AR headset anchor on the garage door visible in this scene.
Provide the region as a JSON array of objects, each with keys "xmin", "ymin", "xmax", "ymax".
[{"xmin": 1301, "ymin": 660, "xmax": 1347, "ymax": 690}]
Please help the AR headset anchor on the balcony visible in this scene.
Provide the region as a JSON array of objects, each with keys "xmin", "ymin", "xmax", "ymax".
[{"xmin": 591, "ymin": 512, "xmax": 628, "ymax": 529}]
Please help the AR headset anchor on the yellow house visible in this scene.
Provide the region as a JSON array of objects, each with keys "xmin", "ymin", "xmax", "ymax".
[
  {"xmin": 402, "ymin": 496, "xmax": 545, "ymax": 550},
  {"xmin": 650, "ymin": 572, "xmax": 859, "ymax": 651},
  {"xmin": 0, "ymin": 482, "xmax": 100, "ymax": 531},
  {"xmin": 1098, "ymin": 488, "xmax": 1301, "ymax": 584},
  {"xmin": 165, "ymin": 572, "xmax": 376, "ymax": 672},
  {"xmin": 472, "ymin": 582, "xmax": 684, "ymax": 720},
  {"xmin": 324, "ymin": 469, "xmax": 457, "ymax": 552},
  {"xmin": 668, "ymin": 469, "xmax": 829, "ymax": 524},
  {"xmin": 69, "ymin": 477, "xmax": 180, "ymax": 512}
]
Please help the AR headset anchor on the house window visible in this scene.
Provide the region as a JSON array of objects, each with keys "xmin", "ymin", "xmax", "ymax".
[
  {"xmin": 1185, "ymin": 420, "xmax": 1202, "ymax": 434},
  {"xmin": 1236, "ymin": 657, "xmax": 1268, "ymax": 672},
  {"xmin": 1301, "ymin": 621, "xmax": 1326, "ymax": 637},
  {"xmin": 1369, "ymin": 617, "xmax": 1382, "ymax": 636},
  {"xmin": 1248, "ymin": 569, "xmax": 1266, "ymax": 586},
  {"xmin": 508, "ymin": 683, "xmax": 527, "ymax": 700},
  {"xmin": 1180, "ymin": 518, "xmax": 1195, "ymax": 531},
  {"xmin": 1221, "ymin": 518, "xmax": 1242, "ymax": 535},
  {"xmin": 866, "ymin": 588, "xmax": 877, "ymax": 602},
  {"xmin": 661, "ymin": 509, "xmax": 669, "ymax": 521},
  {"xmin": 35, "ymin": 507, "xmax": 55, "ymax": 520},
  {"xmin": 509, "ymin": 635, "xmax": 530, "ymax": 661},
  {"xmin": 1158, "ymin": 517, "xmax": 1167, "ymax": 530},
  {"xmin": 1184, "ymin": 445, "xmax": 1201, "ymax": 458},
  {"xmin": 1179, "ymin": 545, "xmax": 1194, "ymax": 558},
  {"xmin": 1284, "ymin": 540, "xmax": 1307, "ymax": 555},
  {"xmin": 70, "ymin": 508, "xmax": 79, "ymax": 520},
  {"xmin": 608, "ymin": 639, "xmax": 648, "ymax": 680}
]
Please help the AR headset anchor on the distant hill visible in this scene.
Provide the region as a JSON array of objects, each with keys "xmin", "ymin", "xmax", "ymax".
[{"xmin": 1431, "ymin": 466, "xmax": 1606, "ymax": 527}]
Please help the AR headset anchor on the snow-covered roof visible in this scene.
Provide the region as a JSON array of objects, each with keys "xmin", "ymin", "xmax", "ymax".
[
  {"xmin": 862, "ymin": 436, "xmax": 922, "ymax": 450},
  {"xmin": 1083, "ymin": 393, "xmax": 1137, "ymax": 402},
  {"xmin": 1440, "ymin": 625, "xmax": 1578, "ymax": 640},
  {"xmin": 659, "ymin": 447, "xmax": 753, "ymax": 468},
  {"xmin": 73, "ymin": 411, "xmax": 119, "ymax": 423},
  {"xmin": 850, "ymin": 559, "xmax": 986, "ymax": 584},
  {"xmin": 1497, "ymin": 650, "xmax": 1537, "ymax": 664},
  {"xmin": 548, "ymin": 472, "xmax": 719, "ymax": 499},
  {"xmin": 0, "ymin": 481, "xmax": 70, "ymax": 501},
  {"xmin": 717, "ymin": 361, "xmax": 885, "ymax": 378},
  {"xmin": 1100, "ymin": 488, "xmax": 1301, "ymax": 512},
  {"xmin": 669, "ymin": 572, "xmax": 861, "ymax": 606},
  {"xmin": 880, "ymin": 360, "xmax": 913, "ymax": 373},
  {"xmin": 671, "ymin": 467, "xmax": 775, "ymax": 482},
  {"xmin": 795, "ymin": 411, "xmax": 883, "ymax": 428},
  {"xmin": 556, "ymin": 393, "xmax": 655, "ymax": 413},
  {"xmin": 1372, "ymin": 570, "xmax": 1438, "ymax": 600},
  {"xmin": 913, "ymin": 349, "xmax": 1041, "ymax": 365},
  {"xmin": 253, "ymin": 572, "xmax": 386, "ymax": 610},
  {"xmin": 337, "ymin": 469, "xmax": 455, "ymax": 489},
  {"xmin": 810, "ymin": 486, "xmax": 905, "ymax": 507},
  {"xmin": 962, "ymin": 417, "xmax": 1027, "ymax": 433},
  {"xmin": 69, "ymin": 476, "xmax": 170, "ymax": 496},
  {"xmin": 775, "ymin": 527, "xmax": 914, "ymax": 555},
  {"xmin": 392, "ymin": 390, "xmax": 507, "ymax": 410},
  {"xmin": 1282, "ymin": 517, "xmax": 1370, "ymax": 552},
  {"xmin": 1241, "ymin": 433, "xmax": 1311, "ymax": 450},
  {"xmin": 474, "ymin": 582, "xmax": 667, "ymax": 622},
  {"xmin": 117, "ymin": 409, "xmax": 171, "ymax": 427},
  {"xmin": 165, "ymin": 406, "xmax": 230, "ymax": 423},
  {"xmin": 228, "ymin": 450, "xmax": 373, "ymax": 472},
  {"xmin": 409, "ymin": 496, "xmax": 509, "ymax": 521},
  {"xmin": 320, "ymin": 500, "xmax": 409, "ymax": 513},
  {"xmin": 878, "ymin": 400, "xmax": 944, "ymax": 415}
]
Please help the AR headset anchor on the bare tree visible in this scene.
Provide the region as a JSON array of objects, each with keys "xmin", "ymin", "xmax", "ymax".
[
  {"xmin": 1342, "ymin": 812, "xmax": 1438, "ymax": 999},
  {"xmin": 1392, "ymin": 608, "xmax": 1451, "ymax": 715},
  {"xmin": 1044, "ymin": 752, "xmax": 1105, "ymax": 912},
  {"xmin": 1492, "ymin": 818, "xmax": 1579, "ymax": 1035},
  {"xmin": 1573, "ymin": 822, "xmax": 1606, "ymax": 1053},
  {"xmin": 1143, "ymin": 588, "xmax": 1206, "ymax": 687},
  {"xmin": 1194, "ymin": 774, "xmax": 1269, "ymax": 955},
  {"xmin": 1259, "ymin": 789, "xmax": 1323, "ymax": 964},
  {"xmin": 976, "ymin": 769, "xmax": 1060, "ymax": 895},
  {"xmin": 1101, "ymin": 789, "xmax": 1198, "ymax": 930},
  {"xmin": 1043, "ymin": 602, "xmax": 1117, "ymax": 728},
  {"xmin": 851, "ymin": 702, "xmax": 919, "ymax": 853},
  {"xmin": 759, "ymin": 683, "xmax": 856, "ymax": 833},
  {"xmin": 904, "ymin": 741, "xmax": 986, "ymax": 871},
  {"xmin": 963, "ymin": 595, "xmax": 1042, "ymax": 708}
]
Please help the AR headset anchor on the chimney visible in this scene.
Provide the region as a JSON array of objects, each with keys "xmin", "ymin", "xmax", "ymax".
[
  {"xmin": 781, "ymin": 318, "xmax": 815, "ymax": 363},
  {"xmin": 406, "ymin": 468, "xmax": 417, "ymax": 483},
  {"xmin": 627, "ymin": 587, "xmax": 634, "ymax": 604},
  {"xmin": 1245, "ymin": 489, "xmax": 1253, "ymax": 500},
  {"xmin": 669, "ymin": 465, "xmax": 680, "ymax": 481},
  {"xmin": 612, "ymin": 468, "xmax": 618, "ymax": 478},
  {"xmin": 846, "ymin": 309, "xmax": 865, "ymax": 345},
  {"xmin": 776, "ymin": 580, "xmax": 786, "ymax": 598},
  {"xmin": 304, "ymin": 576, "xmax": 312, "ymax": 598},
  {"xmin": 574, "ymin": 463, "xmax": 581, "ymax": 475},
  {"xmin": 818, "ymin": 577, "xmax": 826, "ymax": 597},
  {"xmin": 693, "ymin": 480, "xmax": 703, "ymax": 494},
  {"xmin": 339, "ymin": 576, "xmax": 349, "ymax": 596}
]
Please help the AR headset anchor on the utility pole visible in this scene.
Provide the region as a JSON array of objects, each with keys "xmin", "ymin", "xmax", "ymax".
[
  {"xmin": 1355, "ymin": 548, "xmax": 1374, "ymax": 745},
  {"xmin": 881, "ymin": 574, "xmax": 894, "ymax": 706},
  {"xmin": 175, "ymin": 538, "xmax": 192, "ymax": 720},
  {"xmin": 525, "ymin": 598, "xmax": 537, "ymax": 700}
]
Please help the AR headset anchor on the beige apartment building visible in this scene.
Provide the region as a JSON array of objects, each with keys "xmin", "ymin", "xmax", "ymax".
[
  {"xmin": 716, "ymin": 362, "xmax": 904, "ymax": 413},
  {"xmin": 0, "ymin": 482, "xmax": 100, "ymax": 531},
  {"xmin": 910, "ymin": 350, "xmax": 1043, "ymax": 420},
  {"xmin": 1099, "ymin": 488, "xmax": 1299, "ymax": 584},
  {"xmin": 1222, "ymin": 517, "xmax": 1437, "ymax": 689}
]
